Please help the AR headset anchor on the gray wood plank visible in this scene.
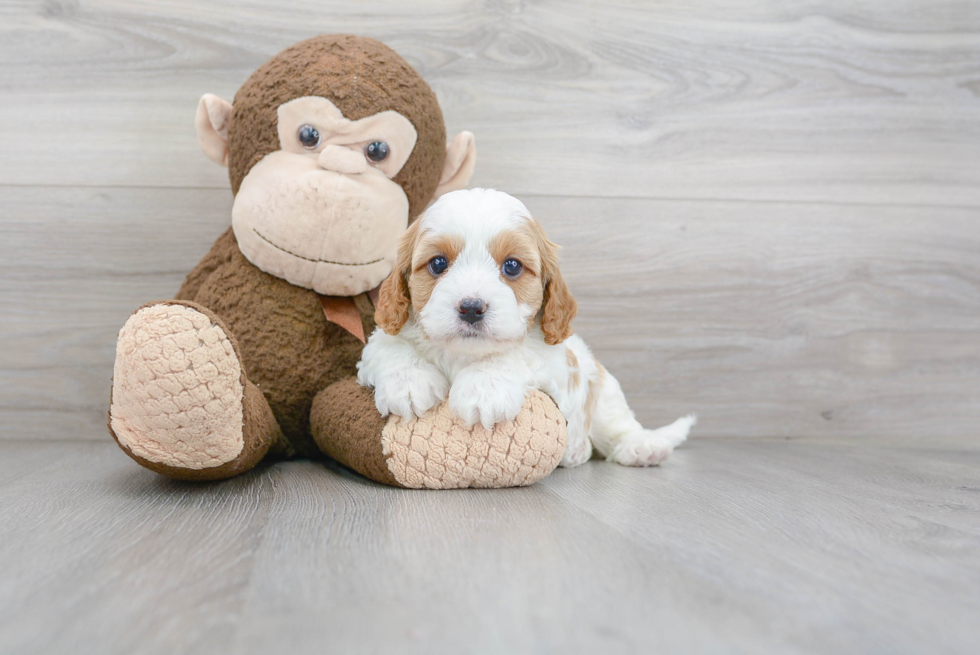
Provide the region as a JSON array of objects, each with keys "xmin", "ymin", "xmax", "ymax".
[
  {"xmin": 1, "ymin": 1, "xmax": 978, "ymax": 204},
  {"xmin": 0, "ymin": 440, "xmax": 79, "ymax": 487},
  {"xmin": 2, "ymin": 185, "xmax": 977, "ymax": 442},
  {"xmin": 0, "ymin": 442, "xmax": 275, "ymax": 654},
  {"xmin": 542, "ymin": 438, "xmax": 980, "ymax": 654},
  {"xmin": 0, "ymin": 439, "xmax": 976, "ymax": 654},
  {"xmin": 0, "ymin": 185, "xmax": 230, "ymax": 441}
]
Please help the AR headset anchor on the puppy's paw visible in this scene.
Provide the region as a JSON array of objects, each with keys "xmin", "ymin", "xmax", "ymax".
[
  {"xmin": 448, "ymin": 371, "xmax": 526, "ymax": 431},
  {"xmin": 372, "ymin": 364, "xmax": 449, "ymax": 420},
  {"xmin": 559, "ymin": 434, "xmax": 593, "ymax": 468},
  {"xmin": 607, "ymin": 415, "xmax": 696, "ymax": 467}
]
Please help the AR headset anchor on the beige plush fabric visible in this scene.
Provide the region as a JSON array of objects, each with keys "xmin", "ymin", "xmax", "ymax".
[
  {"xmin": 381, "ymin": 390, "xmax": 567, "ymax": 489},
  {"xmin": 110, "ymin": 304, "xmax": 245, "ymax": 469},
  {"xmin": 231, "ymin": 149, "xmax": 409, "ymax": 297}
]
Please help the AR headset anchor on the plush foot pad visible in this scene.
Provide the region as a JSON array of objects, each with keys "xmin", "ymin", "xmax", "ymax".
[
  {"xmin": 110, "ymin": 303, "xmax": 245, "ymax": 470},
  {"xmin": 381, "ymin": 390, "xmax": 568, "ymax": 489},
  {"xmin": 607, "ymin": 415, "xmax": 696, "ymax": 467}
]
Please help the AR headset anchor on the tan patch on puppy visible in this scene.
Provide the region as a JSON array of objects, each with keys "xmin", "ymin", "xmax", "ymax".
[
  {"xmin": 584, "ymin": 362, "xmax": 606, "ymax": 435},
  {"xmin": 405, "ymin": 270, "xmax": 437, "ymax": 316},
  {"xmin": 376, "ymin": 223, "xmax": 468, "ymax": 333},
  {"xmin": 489, "ymin": 228, "xmax": 542, "ymax": 276},
  {"xmin": 413, "ymin": 233, "xmax": 465, "ymax": 271},
  {"xmin": 566, "ymin": 347, "xmax": 580, "ymax": 390},
  {"xmin": 489, "ymin": 227, "xmax": 544, "ymax": 317},
  {"xmin": 408, "ymin": 232, "xmax": 465, "ymax": 314}
]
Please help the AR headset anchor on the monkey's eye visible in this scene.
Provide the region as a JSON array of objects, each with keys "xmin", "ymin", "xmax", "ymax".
[
  {"xmin": 298, "ymin": 125, "xmax": 320, "ymax": 149},
  {"xmin": 428, "ymin": 256, "xmax": 448, "ymax": 276},
  {"xmin": 502, "ymin": 259, "xmax": 523, "ymax": 278},
  {"xmin": 365, "ymin": 141, "xmax": 390, "ymax": 162}
]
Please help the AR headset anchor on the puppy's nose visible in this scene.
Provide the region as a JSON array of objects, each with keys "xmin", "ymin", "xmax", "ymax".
[{"xmin": 458, "ymin": 298, "xmax": 487, "ymax": 324}]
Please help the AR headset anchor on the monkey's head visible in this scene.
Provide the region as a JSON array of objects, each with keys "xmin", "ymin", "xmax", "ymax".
[{"xmin": 194, "ymin": 35, "xmax": 476, "ymax": 296}]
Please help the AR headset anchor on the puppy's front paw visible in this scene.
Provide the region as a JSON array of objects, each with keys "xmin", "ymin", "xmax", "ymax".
[
  {"xmin": 449, "ymin": 371, "xmax": 526, "ymax": 431},
  {"xmin": 372, "ymin": 364, "xmax": 449, "ymax": 420}
]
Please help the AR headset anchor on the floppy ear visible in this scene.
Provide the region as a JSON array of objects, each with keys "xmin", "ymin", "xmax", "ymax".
[
  {"xmin": 541, "ymin": 269, "xmax": 577, "ymax": 345},
  {"xmin": 535, "ymin": 228, "xmax": 578, "ymax": 346},
  {"xmin": 433, "ymin": 131, "xmax": 476, "ymax": 198},
  {"xmin": 374, "ymin": 221, "xmax": 421, "ymax": 335},
  {"xmin": 195, "ymin": 93, "xmax": 233, "ymax": 167}
]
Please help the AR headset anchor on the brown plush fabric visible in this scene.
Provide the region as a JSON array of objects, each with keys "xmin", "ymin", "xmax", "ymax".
[
  {"xmin": 175, "ymin": 229, "xmax": 374, "ymax": 457},
  {"xmin": 310, "ymin": 378, "xmax": 403, "ymax": 487},
  {"xmin": 107, "ymin": 35, "xmax": 568, "ymax": 488},
  {"xmin": 227, "ymin": 34, "xmax": 446, "ymax": 220},
  {"xmin": 108, "ymin": 300, "xmax": 287, "ymax": 481}
]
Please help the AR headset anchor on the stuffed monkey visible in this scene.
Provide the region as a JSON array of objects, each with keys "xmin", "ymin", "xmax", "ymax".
[{"xmin": 108, "ymin": 35, "xmax": 567, "ymax": 488}]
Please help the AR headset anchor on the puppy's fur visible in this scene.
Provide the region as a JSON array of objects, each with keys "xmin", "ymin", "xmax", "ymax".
[{"xmin": 358, "ymin": 188, "xmax": 694, "ymax": 467}]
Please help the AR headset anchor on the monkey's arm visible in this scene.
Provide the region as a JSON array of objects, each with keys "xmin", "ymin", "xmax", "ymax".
[
  {"xmin": 310, "ymin": 377, "xmax": 567, "ymax": 489},
  {"xmin": 175, "ymin": 227, "xmax": 238, "ymax": 301}
]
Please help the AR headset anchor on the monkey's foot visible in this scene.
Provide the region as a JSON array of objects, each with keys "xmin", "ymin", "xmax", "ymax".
[{"xmin": 109, "ymin": 302, "xmax": 249, "ymax": 473}]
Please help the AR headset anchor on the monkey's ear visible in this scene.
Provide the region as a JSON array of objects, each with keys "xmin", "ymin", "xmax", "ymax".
[
  {"xmin": 434, "ymin": 131, "xmax": 477, "ymax": 198},
  {"xmin": 195, "ymin": 94, "xmax": 233, "ymax": 167}
]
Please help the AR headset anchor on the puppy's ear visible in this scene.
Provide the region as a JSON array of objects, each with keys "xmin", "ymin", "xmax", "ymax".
[
  {"xmin": 541, "ymin": 268, "xmax": 577, "ymax": 345},
  {"xmin": 375, "ymin": 220, "xmax": 421, "ymax": 334},
  {"xmin": 532, "ymin": 221, "xmax": 578, "ymax": 345},
  {"xmin": 375, "ymin": 270, "xmax": 410, "ymax": 335}
]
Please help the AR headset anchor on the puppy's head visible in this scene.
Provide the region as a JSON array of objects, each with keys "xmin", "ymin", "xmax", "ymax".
[{"xmin": 375, "ymin": 188, "xmax": 576, "ymax": 351}]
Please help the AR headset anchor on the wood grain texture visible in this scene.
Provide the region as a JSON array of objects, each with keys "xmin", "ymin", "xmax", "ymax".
[
  {"xmin": 0, "ymin": 439, "xmax": 977, "ymax": 654},
  {"xmin": 2, "ymin": 185, "xmax": 977, "ymax": 441},
  {"xmin": 2, "ymin": 1, "xmax": 978, "ymax": 441},
  {"xmin": 0, "ymin": 1, "xmax": 978, "ymax": 205}
]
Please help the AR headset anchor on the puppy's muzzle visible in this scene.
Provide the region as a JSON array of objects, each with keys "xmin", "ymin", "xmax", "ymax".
[{"xmin": 458, "ymin": 298, "xmax": 487, "ymax": 324}]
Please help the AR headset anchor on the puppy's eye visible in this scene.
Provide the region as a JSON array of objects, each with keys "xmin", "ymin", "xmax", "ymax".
[
  {"xmin": 365, "ymin": 141, "xmax": 390, "ymax": 162},
  {"xmin": 298, "ymin": 124, "xmax": 320, "ymax": 149},
  {"xmin": 428, "ymin": 256, "xmax": 448, "ymax": 276},
  {"xmin": 502, "ymin": 258, "xmax": 523, "ymax": 278}
]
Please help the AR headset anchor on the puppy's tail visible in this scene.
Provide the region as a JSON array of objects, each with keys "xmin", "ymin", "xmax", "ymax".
[{"xmin": 606, "ymin": 414, "xmax": 696, "ymax": 467}]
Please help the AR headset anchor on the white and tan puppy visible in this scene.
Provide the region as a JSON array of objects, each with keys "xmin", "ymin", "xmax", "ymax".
[{"xmin": 357, "ymin": 188, "xmax": 695, "ymax": 467}]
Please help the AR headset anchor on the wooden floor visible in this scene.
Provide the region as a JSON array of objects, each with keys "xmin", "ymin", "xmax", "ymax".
[
  {"xmin": 1, "ymin": 437, "xmax": 978, "ymax": 654},
  {"xmin": 2, "ymin": 1, "xmax": 979, "ymax": 653}
]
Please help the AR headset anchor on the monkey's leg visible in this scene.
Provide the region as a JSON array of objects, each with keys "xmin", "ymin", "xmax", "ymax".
[
  {"xmin": 108, "ymin": 301, "xmax": 286, "ymax": 481},
  {"xmin": 309, "ymin": 378, "xmax": 568, "ymax": 489}
]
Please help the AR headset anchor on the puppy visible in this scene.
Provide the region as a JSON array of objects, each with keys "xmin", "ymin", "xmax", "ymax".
[{"xmin": 357, "ymin": 188, "xmax": 695, "ymax": 467}]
